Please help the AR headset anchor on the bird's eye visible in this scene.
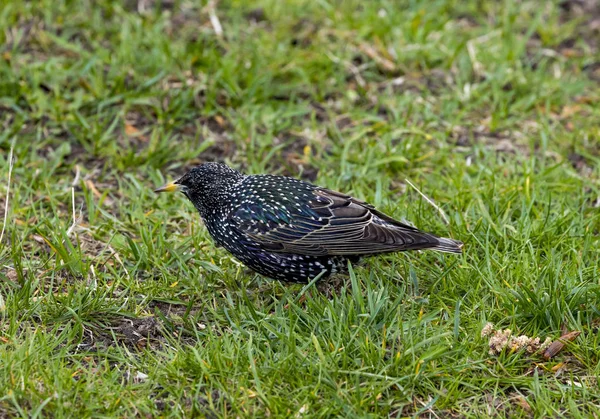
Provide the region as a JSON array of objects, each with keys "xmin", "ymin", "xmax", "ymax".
[{"xmin": 178, "ymin": 185, "xmax": 190, "ymax": 197}]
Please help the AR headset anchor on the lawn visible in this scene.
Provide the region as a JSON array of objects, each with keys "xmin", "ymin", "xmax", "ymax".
[{"xmin": 1, "ymin": 0, "xmax": 599, "ymax": 417}]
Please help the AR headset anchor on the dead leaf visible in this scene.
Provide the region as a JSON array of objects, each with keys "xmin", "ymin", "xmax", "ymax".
[
  {"xmin": 543, "ymin": 331, "xmax": 581, "ymax": 360},
  {"xmin": 136, "ymin": 338, "xmax": 148, "ymax": 350},
  {"xmin": 4, "ymin": 268, "xmax": 18, "ymax": 282},
  {"xmin": 513, "ymin": 395, "xmax": 531, "ymax": 413},
  {"xmin": 358, "ymin": 43, "xmax": 396, "ymax": 72},
  {"xmin": 125, "ymin": 124, "xmax": 140, "ymax": 136},
  {"xmin": 575, "ymin": 96, "xmax": 596, "ymax": 105},
  {"xmin": 85, "ymin": 180, "xmax": 102, "ymax": 199},
  {"xmin": 560, "ymin": 104, "xmax": 582, "ymax": 118},
  {"xmin": 214, "ymin": 115, "xmax": 225, "ymax": 127},
  {"xmin": 560, "ymin": 322, "xmax": 568, "ymax": 336},
  {"xmin": 125, "ymin": 123, "xmax": 149, "ymax": 142},
  {"xmin": 561, "ymin": 48, "xmax": 581, "ymax": 58}
]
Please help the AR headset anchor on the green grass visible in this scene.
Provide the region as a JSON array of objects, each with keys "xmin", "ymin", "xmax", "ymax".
[{"xmin": 1, "ymin": 0, "xmax": 599, "ymax": 416}]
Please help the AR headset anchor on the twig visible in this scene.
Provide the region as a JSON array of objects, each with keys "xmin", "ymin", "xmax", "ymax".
[
  {"xmin": 66, "ymin": 163, "xmax": 86, "ymax": 238},
  {"xmin": 71, "ymin": 164, "xmax": 81, "ymax": 187},
  {"xmin": 326, "ymin": 52, "xmax": 366, "ymax": 87},
  {"xmin": 66, "ymin": 187, "xmax": 78, "ymax": 237},
  {"xmin": 465, "ymin": 30, "xmax": 500, "ymax": 78},
  {"xmin": 206, "ymin": 0, "xmax": 223, "ymax": 37},
  {"xmin": 405, "ymin": 178, "xmax": 450, "ymax": 225},
  {"xmin": 466, "ymin": 40, "xmax": 483, "ymax": 77},
  {"xmin": 357, "ymin": 43, "xmax": 396, "ymax": 72},
  {"xmin": 0, "ymin": 138, "xmax": 16, "ymax": 245},
  {"xmin": 108, "ymin": 245, "xmax": 131, "ymax": 280},
  {"xmin": 87, "ymin": 264, "xmax": 97, "ymax": 290}
]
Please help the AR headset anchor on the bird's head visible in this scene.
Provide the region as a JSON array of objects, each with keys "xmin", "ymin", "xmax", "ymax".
[{"xmin": 155, "ymin": 162, "xmax": 244, "ymax": 215}]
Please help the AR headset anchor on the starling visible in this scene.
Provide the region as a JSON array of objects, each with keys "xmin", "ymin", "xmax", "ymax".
[{"xmin": 155, "ymin": 162, "xmax": 462, "ymax": 283}]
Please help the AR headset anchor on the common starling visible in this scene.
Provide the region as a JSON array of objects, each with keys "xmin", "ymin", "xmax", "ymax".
[{"xmin": 155, "ymin": 162, "xmax": 462, "ymax": 283}]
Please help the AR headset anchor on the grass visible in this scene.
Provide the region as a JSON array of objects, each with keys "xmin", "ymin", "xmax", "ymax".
[{"xmin": 0, "ymin": 0, "xmax": 599, "ymax": 416}]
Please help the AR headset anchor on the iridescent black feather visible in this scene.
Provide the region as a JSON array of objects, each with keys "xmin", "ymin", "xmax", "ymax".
[{"xmin": 160, "ymin": 162, "xmax": 463, "ymax": 283}]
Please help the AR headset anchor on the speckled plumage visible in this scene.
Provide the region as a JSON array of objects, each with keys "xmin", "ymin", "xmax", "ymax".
[{"xmin": 157, "ymin": 162, "xmax": 463, "ymax": 283}]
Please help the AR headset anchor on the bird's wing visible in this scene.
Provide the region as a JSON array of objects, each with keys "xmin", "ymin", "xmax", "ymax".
[{"xmin": 230, "ymin": 187, "xmax": 447, "ymax": 256}]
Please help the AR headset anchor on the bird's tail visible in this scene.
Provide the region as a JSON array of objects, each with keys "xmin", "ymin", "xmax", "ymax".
[{"xmin": 433, "ymin": 237, "xmax": 463, "ymax": 254}]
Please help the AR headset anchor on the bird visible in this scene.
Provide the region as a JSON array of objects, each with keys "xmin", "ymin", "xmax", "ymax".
[{"xmin": 155, "ymin": 162, "xmax": 462, "ymax": 283}]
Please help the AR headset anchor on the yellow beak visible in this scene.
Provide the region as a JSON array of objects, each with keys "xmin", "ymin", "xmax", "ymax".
[{"xmin": 154, "ymin": 181, "xmax": 181, "ymax": 193}]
